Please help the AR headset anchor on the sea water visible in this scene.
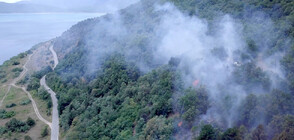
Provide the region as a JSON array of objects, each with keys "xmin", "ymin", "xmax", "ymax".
[{"xmin": 0, "ymin": 13, "xmax": 105, "ymax": 64}]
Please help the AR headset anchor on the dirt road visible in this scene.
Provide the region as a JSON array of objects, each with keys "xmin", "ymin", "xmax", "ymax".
[{"xmin": 0, "ymin": 52, "xmax": 52, "ymax": 127}]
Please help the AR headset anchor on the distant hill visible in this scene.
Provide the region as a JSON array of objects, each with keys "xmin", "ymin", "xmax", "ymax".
[
  {"xmin": 0, "ymin": 1, "xmax": 128, "ymax": 13},
  {"xmin": 0, "ymin": 1, "xmax": 105, "ymax": 13},
  {"xmin": 0, "ymin": 2, "xmax": 66, "ymax": 13}
]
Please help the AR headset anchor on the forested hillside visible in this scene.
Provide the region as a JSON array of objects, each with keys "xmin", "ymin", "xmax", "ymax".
[{"xmin": 44, "ymin": 0, "xmax": 294, "ymax": 139}]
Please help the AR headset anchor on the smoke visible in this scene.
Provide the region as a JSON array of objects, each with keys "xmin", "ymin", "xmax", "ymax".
[
  {"xmin": 152, "ymin": 3, "xmax": 288, "ymax": 128},
  {"xmin": 80, "ymin": 0, "xmax": 288, "ymax": 131},
  {"xmin": 152, "ymin": 3, "xmax": 248, "ymax": 128},
  {"xmin": 155, "ymin": 3, "xmax": 243, "ymax": 86},
  {"xmin": 85, "ymin": 13, "xmax": 128, "ymax": 74}
]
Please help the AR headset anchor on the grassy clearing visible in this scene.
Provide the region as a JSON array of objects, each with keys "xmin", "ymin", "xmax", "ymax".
[
  {"xmin": 0, "ymin": 52, "xmax": 29, "ymax": 85},
  {"xmin": 0, "ymin": 87, "xmax": 50, "ymax": 140},
  {"xmin": 1, "ymin": 87, "xmax": 30, "ymax": 120},
  {"xmin": 0, "ymin": 46, "xmax": 52, "ymax": 139},
  {"xmin": 0, "ymin": 86, "xmax": 8, "ymax": 101}
]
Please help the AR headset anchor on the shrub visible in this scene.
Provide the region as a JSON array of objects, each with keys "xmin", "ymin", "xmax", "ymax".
[
  {"xmin": 27, "ymin": 77, "xmax": 40, "ymax": 91},
  {"xmin": 0, "ymin": 109, "xmax": 15, "ymax": 119},
  {"xmin": 17, "ymin": 75, "xmax": 29, "ymax": 85},
  {"xmin": 37, "ymin": 87, "xmax": 50, "ymax": 100},
  {"xmin": 1, "ymin": 79, "xmax": 7, "ymax": 83},
  {"xmin": 0, "ymin": 127, "xmax": 7, "ymax": 135},
  {"xmin": 19, "ymin": 99, "xmax": 31, "ymax": 105},
  {"xmin": 41, "ymin": 126, "xmax": 48, "ymax": 137},
  {"xmin": 11, "ymin": 68, "xmax": 23, "ymax": 72},
  {"xmin": 12, "ymin": 61, "xmax": 20, "ymax": 65},
  {"xmin": 31, "ymin": 66, "xmax": 52, "ymax": 79},
  {"xmin": 24, "ymin": 136, "xmax": 32, "ymax": 140},
  {"xmin": 18, "ymin": 53, "xmax": 26, "ymax": 59},
  {"xmin": 6, "ymin": 103, "xmax": 16, "ymax": 108},
  {"xmin": 47, "ymin": 100, "xmax": 52, "ymax": 109},
  {"xmin": 13, "ymin": 72, "xmax": 20, "ymax": 78},
  {"xmin": 5, "ymin": 118, "xmax": 30, "ymax": 132},
  {"xmin": 26, "ymin": 117, "xmax": 35, "ymax": 127},
  {"xmin": 0, "ymin": 73, "xmax": 5, "ymax": 79}
]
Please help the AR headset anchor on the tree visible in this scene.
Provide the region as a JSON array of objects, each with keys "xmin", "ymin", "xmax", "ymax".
[
  {"xmin": 269, "ymin": 115, "xmax": 294, "ymax": 139},
  {"xmin": 26, "ymin": 117, "xmax": 35, "ymax": 127},
  {"xmin": 180, "ymin": 87, "xmax": 209, "ymax": 123},
  {"xmin": 239, "ymin": 94, "xmax": 264, "ymax": 127},
  {"xmin": 250, "ymin": 125, "xmax": 266, "ymax": 140},
  {"xmin": 233, "ymin": 63, "xmax": 270, "ymax": 92},
  {"xmin": 222, "ymin": 128, "xmax": 241, "ymax": 140},
  {"xmin": 197, "ymin": 124, "xmax": 217, "ymax": 140},
  {"xmin": 239, "ymin": 125, "xmax": 248, "ymax": 139},
  {"xmin": 266, "ymin": 89, "xmax": 294, "ymax": 120},
  {"xmin": 273, "ymin": 128, "xmax": 294, "ymax": 140},
  {"xmin": 141, "ymin": 116, "xmax": 173, "ymax": 140}
]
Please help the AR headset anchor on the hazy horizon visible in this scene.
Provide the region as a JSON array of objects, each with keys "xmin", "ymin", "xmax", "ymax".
[
  {"xmin": 0, "ymin": 0, "xmax": 139, "ymax": 13},
  {"xmin": 0, "ymin": 12, "xmax": 105, "ymax": 64},
  {"xmin": 0, "ymin": 0, "xmax": 140, "ymax": 64},
  {"xmin": 0, "ymin": 0, "xmax": 24, "ymax": 3}
]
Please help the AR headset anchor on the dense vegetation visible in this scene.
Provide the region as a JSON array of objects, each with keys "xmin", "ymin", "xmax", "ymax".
[
  {"xmin": 0, "ymin": 117, "xmax": 35, "ymax": 135},
  {"xmin": 47, "ymin": 55, "xmax": 180, "ymax": 139},
  {"xmin": 43, "ymin": 0, "xmax": 294, "ymax": 139}
]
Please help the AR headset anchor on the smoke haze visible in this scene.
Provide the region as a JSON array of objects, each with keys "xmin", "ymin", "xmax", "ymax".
[{"xmin": 79, "ymin": 1, "xmax": 289, "ymax": 130}]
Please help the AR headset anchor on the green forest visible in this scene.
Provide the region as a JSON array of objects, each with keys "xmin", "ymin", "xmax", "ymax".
[{"xmin": 19, "ymin": 0, "xmax": 294, "ymax": 139}]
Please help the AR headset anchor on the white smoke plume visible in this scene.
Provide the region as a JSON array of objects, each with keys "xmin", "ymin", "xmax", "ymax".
[
  {"xmin": 153, "ymin": 3, "xmax": 287, "ymax": 128},
  {"xmin": 82, "ymin": 1, "xmax": 288, "ymax": 129}
]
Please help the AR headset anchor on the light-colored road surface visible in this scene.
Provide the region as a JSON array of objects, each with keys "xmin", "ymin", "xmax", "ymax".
[
  {"xmin": 0, "ymin": 52, "xmax": 52, "ymax": 127},
  {"xmin": 41, "ymin": 76, "xmax": 59, "ymax": 140},
  {"xmin": 49, "ymin": 45, "xmax": 59, "ymax": 69},
  {"xmin": 40, "ymin": 45, "xmax": 59, "ymax": 140},
  {"xmin": 12, "ymin": 84, "xmax": 52, "ymax": 128},
  {"xmin": 1, "ymin": 45, "xmax": 59, "ymax": 139},
  {"xmin": 13, "ymin": 53, "xmax": 52, "ymax": 127}
]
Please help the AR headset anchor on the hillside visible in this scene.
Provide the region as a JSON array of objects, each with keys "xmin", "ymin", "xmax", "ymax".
[
  {"xmin": 0, "ymin": 42, "xmax": 55, "ymax": 139},
  {"xmin": 0, "ymin": 0, "xmax": 294, "ymax": 139}
]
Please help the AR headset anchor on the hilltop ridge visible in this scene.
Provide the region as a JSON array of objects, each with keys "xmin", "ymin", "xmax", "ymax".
[{"xmin": 1, "ymin": 0, "xmax": 294, "ymax": 139}]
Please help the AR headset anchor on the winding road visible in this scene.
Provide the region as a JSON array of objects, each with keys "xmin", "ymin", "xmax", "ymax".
[
  {"xmin": 14, "ymin": 52, "xmax": 52, "ymax": 127},
  {"xmin": 40, "ymin": 45, "xmax": 59, "ymax": 140},
  {"xmin": 49, "ymin": 45, "xmax": 59, "ymax": 69},
  {"xmin": 0, "ymin": 44, "xmax": 60, "ymax": 139},
  {"xmin": 0, "ymin": 52, "xmax": 52, "ymax": 127}
]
